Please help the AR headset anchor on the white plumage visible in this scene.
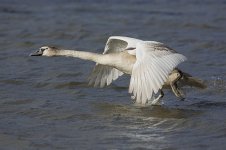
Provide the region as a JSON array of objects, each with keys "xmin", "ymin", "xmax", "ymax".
[
  {"xmin": 88, "ymin": 36, "xmax": 186, "ymax": 104},
  {"xmin": 88, "ymin": 36, "xmax": 142, "ymax": 88},
  {"xmin": 31, "ymin": 36, "xmax": 197, "ymax": 105},
  {"xmin": 129, "ymin": 41, "xmax": 186, "ymax": 104}
]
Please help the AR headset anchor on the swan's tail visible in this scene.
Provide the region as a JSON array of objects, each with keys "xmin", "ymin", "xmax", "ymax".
[{"xmin": 181, "ymin": 72, "xmax": 207, "ymax": 89}]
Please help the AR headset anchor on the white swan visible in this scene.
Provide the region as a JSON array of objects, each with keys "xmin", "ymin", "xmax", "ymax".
[{"xmin": 30, "ymin": 36, "xmax": 206, "ymax": 105}]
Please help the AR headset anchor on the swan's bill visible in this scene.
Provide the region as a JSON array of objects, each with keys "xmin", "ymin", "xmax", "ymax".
[{"xmin": 30, "ymin": 50, "xmax": 43, "ymax": 56}]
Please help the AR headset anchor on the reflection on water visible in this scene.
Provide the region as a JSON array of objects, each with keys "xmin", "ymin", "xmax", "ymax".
[
  {"xmin": 93, "ymin": 102, "xmax": 201, "ymax": 119},
  {"xmin": 0, "ymin": 0, "xmax": 226, "ymax": 149}
]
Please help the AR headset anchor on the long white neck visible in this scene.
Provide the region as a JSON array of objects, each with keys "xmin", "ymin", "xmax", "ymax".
[
  {"xmin": 54, "ymin": 49, "xmax": 109, "ymax": 65},
  {"xmin": 48, "ymin": 49, "xmax": 136, "ymax": 74}
]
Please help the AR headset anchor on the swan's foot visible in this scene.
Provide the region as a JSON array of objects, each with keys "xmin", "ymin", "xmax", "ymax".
[
  {"xmin": 131, "ymin": 95, "xmax": 136, "ymax": 103},
  {"xmin": 169, "ymin": 69, "xmax": 185, "ymax": 100},
  {"xmin": 150, "ymin": 90, "xmax": 164, "ymax": 105}
]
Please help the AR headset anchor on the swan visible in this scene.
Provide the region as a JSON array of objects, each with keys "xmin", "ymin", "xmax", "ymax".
[{"xmin": 30, "ymin": 36, "xmax": 206, "ymax": 105}]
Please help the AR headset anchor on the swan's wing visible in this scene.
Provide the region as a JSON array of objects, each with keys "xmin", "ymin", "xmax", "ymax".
[
  {"xmin": 88, "ymin": 65, "xmax": 123, "ymax": 88},
  {"xmin": 103, "ymin": 36, "xmax": 142, "ymax": 54},
  {"xmin": 129, "ymin": 41, "xmax": 187, "ymax": 104},
  {"xmin": 88, "ymin": 36, "xmax": 142, "ymax": 87}
]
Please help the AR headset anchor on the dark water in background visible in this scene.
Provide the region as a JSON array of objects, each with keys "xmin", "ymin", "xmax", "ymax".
[{"xmin": 0, "ymin": 0, "xmax": 226, "ymax": 149}]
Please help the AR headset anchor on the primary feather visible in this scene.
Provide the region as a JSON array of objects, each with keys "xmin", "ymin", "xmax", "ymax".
[{"xmin": 129, "ymin": 41, "xmax": 187, "ymax": 104}]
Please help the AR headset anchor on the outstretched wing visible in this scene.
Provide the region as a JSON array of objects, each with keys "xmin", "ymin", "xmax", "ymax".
[
  {"xmin": 103, "ymin": 36, "xmax": 142, "ymax": 54},
  {"xmin": 129, "ymin": 41, "xmax": 187, "ymax": 104},
  {"xmin": 88, "ymin": 65, "xmax": 124, "ymax": 88},
  {"xmin": 88, "ymin": 36, "xmax": 142, "ymax": 87}
]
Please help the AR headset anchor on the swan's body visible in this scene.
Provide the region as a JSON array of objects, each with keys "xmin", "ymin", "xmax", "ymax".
[{"xmin": 30, "ymin": 36, "xmax": 206, "ymax": 105}]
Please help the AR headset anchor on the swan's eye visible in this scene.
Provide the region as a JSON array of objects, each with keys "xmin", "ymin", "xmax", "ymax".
[{"xmin": 40, "ymin": 48, "xmax": 46, "ymax": 51}]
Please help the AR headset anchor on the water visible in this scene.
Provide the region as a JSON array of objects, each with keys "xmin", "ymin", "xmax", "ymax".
[{"xmin": 0, "ymin": 0, "xmax": 226, "ymax": 149}]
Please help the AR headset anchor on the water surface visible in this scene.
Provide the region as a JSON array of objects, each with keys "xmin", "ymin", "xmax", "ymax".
[{"xmin": 0, "ymin": 0, "xmax": 226, "ymax": 149}]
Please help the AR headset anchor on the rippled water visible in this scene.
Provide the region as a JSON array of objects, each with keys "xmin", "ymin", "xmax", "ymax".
[{"xmin": 0, "ymin": 0, "xmax": 226, "ymax": 149}]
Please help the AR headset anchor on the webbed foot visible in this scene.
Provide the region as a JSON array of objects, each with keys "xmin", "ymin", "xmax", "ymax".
[{"xmin": 150, "ymin": 90, "xmax": 164, "ymax": 105}]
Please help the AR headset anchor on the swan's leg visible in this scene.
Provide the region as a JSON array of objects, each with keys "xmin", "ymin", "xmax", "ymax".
[
  {"xmin": 169, "ymin": 70, "xmax": 185, "ymax": 100},
  {"xmin": 151, "ymin": 90, "xmax": 164, "ymax": 105}
]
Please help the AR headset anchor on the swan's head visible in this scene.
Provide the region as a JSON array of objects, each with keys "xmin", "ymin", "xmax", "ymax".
[{"xmin": 30, "ymin": 46, "xmax": 59, "ymax": 57}]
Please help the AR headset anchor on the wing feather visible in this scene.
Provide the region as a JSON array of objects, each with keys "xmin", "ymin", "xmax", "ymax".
[
  {"xmin": 129, "ymin": 41, "xmax": 187, "ymax": 104},
  {"xmin": 89, "ymin": 36, "xmax": 141, "ymax": 87},
  {"xmin": 88, "ymin": 65, "xmax": 124, "ymax": 88}
]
